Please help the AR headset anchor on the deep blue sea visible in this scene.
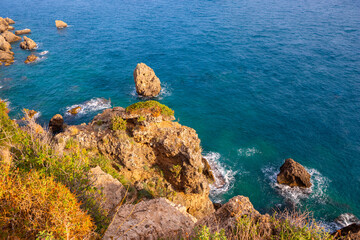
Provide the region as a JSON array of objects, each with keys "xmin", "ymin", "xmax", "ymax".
[{"xmin": 1, "ymin": 0, "xmax": 360, "ymax": 229}]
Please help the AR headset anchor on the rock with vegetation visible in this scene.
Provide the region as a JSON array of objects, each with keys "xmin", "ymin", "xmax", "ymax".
[
  {"xmin": 49, "ymin": 114, "xmax": 64, "ymax": 134},
  {"xmin": 20, "ymin": 36, "xmax": 37, "ymax": 50},
  {"xmin": 103, "ymin": 198, "xmax": 196, "ymax": 240},
  {"xmin": 4, "ymin": 17, "xmax": 15, "ymax": 24},
  {"xmin": 1, "ymin": 31, "xmax": 21, "ymax": 43},
  {"xmin": 277, "ymin": 158, "xmax": 312, "ymax": 188},
  {"xmin": 15, "ymin": 29, "xmax": 31, "ymax": 35},
  {"xmin": 24, "ymin": 54, "xmax": 38, "ymax": 64},
  {"xmin": 55, "ymin": 101, "xmax": 215, "ymax": 219},
  {"xmin": 134, "ymin": 63, "xmax": 161, "ymax": 97},
  {"xmin": 55, "ymin": 20, "xmax": 68, "ymax": 28}
]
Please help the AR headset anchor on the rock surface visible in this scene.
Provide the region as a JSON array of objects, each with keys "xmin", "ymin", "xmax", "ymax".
[
  {"xmin": 20, "ymin": 36, "xmax": 37, "ymax": 50},
  {"xmin": 4, "ymin": 18, "xmax": 15, "ymax": 24},
  {"xmin": 332, "ymin": 223, "xmax": 360, "ymax": 239},
  {"xmin": 0, "ymin": 18, "xmax": 9, "ymax": 33},
  {"xmin": 54, "ymin": 102, "xmax": 215, "ymax": 218},
  {"xmin": 55, "ymin": 20, "xmax": 68, "ymax": 28},
  {"xmin": 134, "ymin": 63, "xmax": 161, "ymax": 97},
  {"xmin": 103, "ymin": 198, "xmax": 196, "ymax": 240},
  {"xmin": 49, "ymin": 114, "xmax": 64, "ymax": 134},
  {"xmin": 2, "ymin": 31, "xmax": 21, "ymax": 43},
  {"xmin": 0, "ymin": 35, "xmax": 11, "ymax": 52},
  {"xmin": 277, "ymin": 158, "xmax": 312, "ymax": 188},
  {"xmin": 0, "ymin": 50, "xmax": 14, "ymax": 66},
  {"xmin": 7, "ymin": 26, "xmax": 14, "ymax": 31},
  {"xmin": 24, "ymin": 54, "xmax": 38, "ymax": 64},
  {"xmin": 15, "ymin": 29, "xmax": 31, "ymax": 35}
]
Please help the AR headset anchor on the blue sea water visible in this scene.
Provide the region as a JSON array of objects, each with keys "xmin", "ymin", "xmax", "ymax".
[{"xmin": 1, "ymin": 0, "xmax": 360, "ymax": 228}]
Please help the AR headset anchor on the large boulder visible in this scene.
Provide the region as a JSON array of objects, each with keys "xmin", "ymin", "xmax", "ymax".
[
  {"xmin": 49, "ymin": 114, "xmax": 64, "ymax": 134},
  {"xmin": 0, "ymin": 35, "xmax": 11, "ymax": 52},
  {"xmin": 103, "ymin": 198, "xmax": 196, "ymax": 240},
  {"xmin": 1, "ymin": 31, "xmax": 21, "ymax": 43},
  {"xmin": 133, "ymin": 63, "xmax": 161, "ymax": 97},
  {"xmin": 15, "ymin": 29, "xmax": 31, "ymax": 35},
  {"xmin": 24, "ymin": 54, "xmax": 38, "ymax": 64},
  {"xmin": 20, "ymin": 36, "xmax": 37, "ymax": 50},
  {"xmin": 55, "ymin": 20, "xmax": 68, "ymax": 28},
  {"xmin": 4, "ymin": 18, "xmax": 15, "ymax": 24},
  {"xmin": 277, "ymin": 158, "xmax": 312, "ymax": 188}
]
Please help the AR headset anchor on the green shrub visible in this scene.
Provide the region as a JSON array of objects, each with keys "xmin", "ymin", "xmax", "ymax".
[
  {"xmin": 126, "ymin": 100, "xmax": 174, "ymax": 117},
  {"xmin": 111, "ymin": 116, "xmax": 127, "ymax": 131},
  {"xmin": 193, "ymin": 225, "xmax": 227, "ymax": 240}
]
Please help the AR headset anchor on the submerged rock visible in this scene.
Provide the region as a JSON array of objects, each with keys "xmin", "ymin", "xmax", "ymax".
[
  {"xmin": 103, "ymin": 198, "xmax": 196, "ymax": 240},
  {"xmin": 20, "ymin": 36, "xmax": 37, "ymax": 50},
  {"xmin": 277, "ymin": 158, "xmax": 312, "ymax": 188},
  {"xmin": 68, "ymin": 106, "xmax": 81, "ymax": 115},
  {"xmin": 24, "ymin": 54, "xmax": 38, "ymax": 64},
  {"xmin": 55, "ymin": 20, "xmax": 68, "ymax": 28},
  {"xmin": 49, "ymin": 114, "xmax": 64, "ymax": 134},
  {"xmin": 15, "ymin": 29, "xmax": 31, "ymax": 35},
  {"xmin": 4, "ymin": 18, "xmax": 15, "ymax": 24},
  {"xmin": 134, "ymin": 63, "xmax": 161, "ymax": 97},
  {"xmin": 2, "ymin": 31, "xmax": 21, "ymax": 43}
]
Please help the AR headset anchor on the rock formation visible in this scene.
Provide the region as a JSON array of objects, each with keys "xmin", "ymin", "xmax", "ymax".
[
  {"xmin": 49, "ymin": 114, "xmax": 64, "ymax": 134},
  {"xmin": 277, "ymin": 158, "xmax": 312, "ymax": 188},
  {"xmin": 134, "ymin": 63, "xmax": 161, "ymax": 97},
  {"xmin": 103, "ymin": 198, "xmax": 196, "ymax": 240},
  {"xmin": 24, "ymin": 54, "xmax": 38, "ymax": 64},
  {"xmin": 54, "ymin": 101, "xmax": 215, "ymax": 219},
  {"xmin": 2, "ymin": 31, "xmax": 21, "ymax": 43},
  {"xmin": 20, "ymin": 36, "xmax": 37, "ymax": 50},
  {"xmin": 0, "ymin": 18, "xmax": 9, "ymax": 33},
  {"xmin": 0, "ymin": 35, "xmax": 11, "ymax": 52},
  {"xmin": 4, "ymin": 18, "xmax": 15, "ymax": 25},
  {"xmin": 15, "ymin": 29, "xmax": 31, "ymax": 35},
  {"xmin": 332, "ymin": 223, "xmax": 360, "ymax": 239},
  {"xmin": 0, "ymin": 50, "xmax": 14, "ymax": 66},
  {"xmin": 55, "ymin": 20, "xmax": 68, "ymax": 28},
  {"xmin": 7, "ymin": 26, "xmax": 14, "ymax": 31},
  {"xmin": 68, "ymin": 106, "xmax": 81, "ymax": 115}
]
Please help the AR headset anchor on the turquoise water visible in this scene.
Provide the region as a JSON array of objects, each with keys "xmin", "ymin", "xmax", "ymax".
[{"xmin": 1, "ymin": 0, "xmax": 360, "ymax": 228}]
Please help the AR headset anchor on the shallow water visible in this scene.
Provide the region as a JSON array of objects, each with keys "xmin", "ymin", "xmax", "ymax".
[{"xmin": 1, "ymin": 0, "xmax": 360, "ymax": 227}]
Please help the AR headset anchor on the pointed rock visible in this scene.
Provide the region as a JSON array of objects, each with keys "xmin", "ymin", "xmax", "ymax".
[
  {"xmin": 134, "ymin": 63, "xmax": 161, "ymax": 97},
  {"xmin": 20, "ymin": 36, "xmax": 37, "ymax": 50},
  {"xmin": 277, "ymin": 158, "xmax": 311, "ymax": 188},
  {"xmin": 55, "ymin": 20, "xmax": 68, "ymax": 28}
]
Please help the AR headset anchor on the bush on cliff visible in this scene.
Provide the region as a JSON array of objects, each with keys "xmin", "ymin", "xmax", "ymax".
[{"xmin": 126, "ymin": 100, "xmax": 174, "ymax": 117}]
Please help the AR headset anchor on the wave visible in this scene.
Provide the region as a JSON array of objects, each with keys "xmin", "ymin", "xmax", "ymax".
[
  {"xmin": 39, "ymin": 51, "xmax": 49, "ymax": 56},
  {"xmin": 65, "ymin": 97, "xmax": 111, "ymax": 116},
  {"xmin": 203, "ymin": 152, "xmax": 236, "ymax": 197},
  {"xmin": 0, "ymin": 86, "xmax": 2, "ymax": 89},
  {"xmin": 238, "ymin": 147, "xmax": 261, "ymax": 157},
  {"xmin": 130, "ymin": 83, "xmax": 172, "ymax": 100},
  {"xmin": 262, "ymin": 165, "xmax": 330, "ymax": 206}
]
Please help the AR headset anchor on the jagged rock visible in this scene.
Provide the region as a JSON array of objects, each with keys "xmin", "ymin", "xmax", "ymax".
[
  {"xmin": 277, "ymin": 158, "xmax": 312, "ymax": 188},
  {"xmin": 68, "ymin": 106, "xmax": 81, "ymax": 115},
  {"xmin": 103, "ymin": 198, "xmax": 196, "ymax": 240},
  {"xmin": 49, "ymin": 114, "xmax": 64, "ymax": 134},
  {"xmin": 89, "ymin": 166, "xmax": 127, "ymax": 218},
  {"xmin": 4, "ymin": 18, "xmax": 15, "ymax": 24},
  {"xmin": 7, "ymin": 26, "xmax": 14, "ymax": 31},
  {"xmin": 2, "ymin": 31, "xmax": 21, "ymax": 43},
  {"xmin": 0, "ymin": 50, "xmax": 14, "ymax": 66},
  {"xmin": 134, "ymin": 63, "xmax": 161, "ymax": 97},
  {"xmin": 195, "ymin": 195, "xmax": 273, "ymax": 238},
  {"xmin": 55, "ymin": 20, "xmax": 68, "ymax": 28},
  {"xmin": 15, "ymin": 29, "xmax": 31, "ymax": 35},
  {"xmin": 0, "ymin": 35, "xmax": 11, "ymax": 52},
  {"xmin": 54, "ymin": 102, "xmax": 215, "ymax": 219},
  {"xmin": 332, "ymin": 223, "xmax": 360, "ymax": 239},
  {"xmin": 20, "ymin": 36, "xmax": 37, "ymax": 50},
  {"xmin": 24, "ymin": 54, "xmax": 38, "ymax": 64},
  {"xmin": 0, "ymin": 18, "xmax": 9, "ymax": 33}
]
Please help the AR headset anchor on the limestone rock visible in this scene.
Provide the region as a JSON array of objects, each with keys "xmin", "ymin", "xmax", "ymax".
[
  {"xmin": 15, "ymin": 29, "xmax": 31, "ymax": 35},
  {"xmin": 20, "ymin": 36, "xmax": 37, "ymax": 50},
  {"xmin": 89, "ymin": 166, "xmax": 127, "ymax": 218},
  {"xmin": 2, "ymin": 31, "xmax": 21, "ymax": 43},
  {"xmin": 55, "ymin": 20, "xmax": 68, "ymax": 28},
  {"xmin": 24, "ymin": 54, "xmax": 38, "ymax": 64},
  {"xmin": 0, "ymin": 35, "xmax": 11, "ymax": 52},
  {"xmin": 49, "ymin": 114, "xmax": 64, "ymax": 134},
  {"xmin": 134, "ymin": 63, "xmax": 161, "ymax": 97},
  {"xmin": 0, "ymin": 50, "xmax": 14, "ymax": 66},
  {"xmin": 68, "ymin": 106, "xmax": 81, "ymax": 115},
  {"xmin": 4, "ymin": 18, "xmax": 15, "ymax": 24},
  {"xmin": 103, "ymin": 198, "xmax": 196, "ymax": 240},
  {"xmin": 0, "ymin": 18, "xmax": 9, "ymax": 33},
  {"xmin": 277, "ymin": 158, "xmax": 312, "ymax": 188}
]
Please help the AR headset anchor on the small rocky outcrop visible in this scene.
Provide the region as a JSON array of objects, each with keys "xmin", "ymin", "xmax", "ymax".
[
  {"xmin": 20, "ymin": 36, "xmax": 37, "ymax": 50},
  {"xmin": 134, "ymin": 63, "xmax": 161, "ymax": 97},
  {"xmin": 0, "ymin": 35, "xmax": 11, "ymax": 52},
  {"xmin": 103, "ymin": 198, "xmax": 196, "ymax": 240},
  {"xmin": 0, "ymin": 50, "xmax": 14, "ymax": 66},
  {"xmin": 54, "ymin": 101, "xmax": 215, "ymax": 219},
  {"xmin": 2, "ymin": 31, "xmax": 21, "ymax": 43},
  {"xmin": 7, "ymin": 26, "xmax": 14, "ymax": 31},
  {"xmin": 49, "ymin": 114, "xmax": 64, "ymax": 134},
  {"xmin": 55, "ymin": 20, "xmax": 68, "ymax": 28},
  {"xmin": 4, "ymin": 18, "xmax": 15, "ymax": 25},
  {"xmin": 277, "ymin": 158, "xmax": 312, "ymax": 188},
  {"xmin": 0, "ymin": 18, "xmax": 9, "ymax": 33},
  {"xmin": 68, "ymin": 106, "xmax": 81, "ymax": 115},
  {"xmin": 332, "ymin": 223, "xmax": 360, "ymax": 239},
  {"xmin": 15, "ymin": 29, "xmax": 31, "ymax": 35},
  {"xmin": 24, "ymin": 54, "xmax": 38, "ymax": 64},
  {"xmin": 195, "ymin": 195, "xmax": 273, "ymax": 238}
]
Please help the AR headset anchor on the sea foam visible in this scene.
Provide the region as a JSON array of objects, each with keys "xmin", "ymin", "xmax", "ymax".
[{"xmin": 65, "ymin": 97, "xmax": 111, "ymax": 116}]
